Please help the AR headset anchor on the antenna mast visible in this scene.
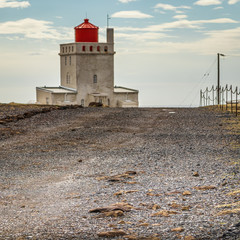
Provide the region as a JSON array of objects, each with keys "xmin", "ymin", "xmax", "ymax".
[{"xmin": 107, "ymin": 14, "xmax": 111, "ymax": 28}]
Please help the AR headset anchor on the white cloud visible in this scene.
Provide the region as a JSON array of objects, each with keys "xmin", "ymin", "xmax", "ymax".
[
  {"xmin": 173, "ymin": 15, "xmax": 188, "ymax": 19},
  {"xmin": 114, "ymin": 17, "xmax": 239, "ymax": 55},
  {"xmin": 114, "ymin": 18, "xmax": 237, "ymax": 35},
  {"xmin": 194, "ymin": 0, "xmax": 222, "ymax": 6},
  {"xmin": 116, "ymin": 32, "xmax": 170, "ymax": 41},
  {"xmin": 0, "ymin": 18, "xmax": 72, "ymax": 40},
  {"xmin": 117, "ymin": 27, "xmax": 240, "ymax": 55},
  {"xmin": 118, "ymin": 0, "xmax": 136, "ymax": 3},
  {"xmin": 144, "ymin": 18, "xmax": 237, "ymax": 32},
  {"xmin": 0, "ymin": 0, "xmax": 30, "ymax": 8},
  {"xmin": 111, "ymin": 11, "xmax": 153, "ymax": 19},
  {"xmin": 228, "ymin": 0, "xmax": 240, "ymax": 4},
  {"xmin": 154, "ymin": 3, "xmax": 191, "ymax": 12}
]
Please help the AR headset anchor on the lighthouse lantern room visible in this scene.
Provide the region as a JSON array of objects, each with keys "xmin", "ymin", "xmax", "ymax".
[{"xmin": 74, "ymin": 18, "xmax": 99, "ymax": 43}]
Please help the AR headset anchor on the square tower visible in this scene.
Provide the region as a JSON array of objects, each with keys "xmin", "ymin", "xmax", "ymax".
[{"xmin": 59, "ymin": 20, "xmax": 115, "ymax": 107}]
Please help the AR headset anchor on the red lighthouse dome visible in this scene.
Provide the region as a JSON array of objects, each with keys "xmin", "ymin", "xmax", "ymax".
[{"xmin": 74, "ymin": 19, "xmax": 99, "ymax": 43}]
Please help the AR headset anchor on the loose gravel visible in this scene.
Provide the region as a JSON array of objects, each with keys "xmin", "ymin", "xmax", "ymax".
[{"xmin": 0, "ymin": 107, "xmax": 239, "ymax": 240}]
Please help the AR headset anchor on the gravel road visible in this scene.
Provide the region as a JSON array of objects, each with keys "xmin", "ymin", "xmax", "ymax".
[{"xmin": 0, "ymin": 106, "xmax": 239, "ymax": 240}]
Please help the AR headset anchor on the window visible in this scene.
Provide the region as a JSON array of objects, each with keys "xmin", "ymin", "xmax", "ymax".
[
  {"xmin": 66, "ymin": 73, "xmax": 70, "ymax": 84},
  {"xmin": 69, "ymin": 46, "xmax": 71, "ymax": 52},
  {"xmin": 81, "ymin": 99, "xmax": 84, "ymax": 106},
  {"xmin": 108, "ymin": 99, "xmax": 110, "ymax": 106},
  {"xmin": 93, "ymin": 75, "xmax": 97, "ymax": 83},
  {"xmin": 69, "ymin": 56, "xmax": 71, "ymax": 65},
  {"xmin": 90, "ymin": 46, "xmax": 93, "ymax": 52},
  {"xmin": 82, "ymin": 46, "xmax": 86, "ymax": 51},
  {"xmin": 65, "ymin": 46, "xmax": 67, "ymax": 52},
  {"xmin": 72, "ymin": 46, "xmax": 74, "ymax": 52},
  {"xmin": 104, "ymin": 46, "xmax": 108, "ymax": 52},
  {"xmin": 97, "ymin": 46, "xmax": 100, "ymax": 52},
  {"xmin": 65, "ymin": 56, "xmax": 67, "ymax": 65},
  {"xmin": 62, "ymin": 47, "xmax": 64, "ymax": 53}
]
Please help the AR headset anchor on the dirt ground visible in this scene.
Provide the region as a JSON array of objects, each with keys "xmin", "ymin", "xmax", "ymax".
[{"xmin": 0, "ymin": 105, "xmax": 239, "ymax": 240}]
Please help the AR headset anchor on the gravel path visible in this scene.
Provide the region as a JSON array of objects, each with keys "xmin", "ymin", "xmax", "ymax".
[{"xmin": 0, "ymin": 107, "xmax": 239, "ymax": 240}]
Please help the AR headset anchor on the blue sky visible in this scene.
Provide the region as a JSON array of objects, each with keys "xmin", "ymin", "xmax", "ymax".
[{"xmin": 0, "ymin": 0, "xmax": 240, "ymax": 106}]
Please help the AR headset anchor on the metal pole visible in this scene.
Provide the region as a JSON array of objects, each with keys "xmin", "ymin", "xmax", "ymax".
[
  {"xmin": 206, "ymin": 88, "xmax": 208, "ymax": 107},
  {"xmin": 236, "ymin": 87, "xmax": 238, "ymax": 116},
  {"xmin": 217, "ymin": 53, "xmax": 225, "ymax": 105},
  {"xmin": 226, "ymin": 85, "xmax": 228, "ymax": 111},
  {"xmin": 217, "ymin": 53, "xmax": 220, "ymax": 105},
  {"xmin": 200, "ymin": 90, "xmax": 202, "ymax": 107},
  {"xmin": 212, "ymin": 86, "xmax": 215, "ymax": 106},
  {"xmin": 222, "ymin": 87, "xmax": 224, "ymax": 110}
]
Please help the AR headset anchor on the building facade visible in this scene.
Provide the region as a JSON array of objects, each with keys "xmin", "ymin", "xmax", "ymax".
[{"xmin": 36, "ymin": 19, "xmax": 139, "ymax": 107}]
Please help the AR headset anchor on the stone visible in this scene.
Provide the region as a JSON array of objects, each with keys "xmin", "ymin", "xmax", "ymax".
[
  {"xmin": 103, "ymin": 210, "xmax": 124, "ymax": 217},
  {"xmin": 97, "ymin": 230, "xmax": 127, "ymax": 238},
  {"xmin": 152, "ymin": 204, "xmax": 161, "ymax": 210},
  {"xmin": 125, "ymin": 190, "xmax": 139, "ymax": 194},
  {"xmin": 138, "ymin": 223, "xmax": 149, "ymax": 227},
  {"xmin": 125, "ymin": 171, "xmax": 137, "ymax": 175},
  {"xmin": 193, "ymin": 172, "xmax": 199, "ymax": 177},
  {"xmin": 171, "ymin": 227, "xmax": 184, "ymax": 232},
  {"xmin": 184, "ymin": 236, "xmax": 195, "ymax": 240},
  {"xmin": 118, "ymin": 220, "xmax": 126, "ymax": 224},
  {"xmin": 217, "ymin": 208, "xmax": 240, "ymax": 215},
  {"xmin": 114, "ymin": 191, "xmax": 124, "ymax": 196},
  {"xmin": 182, "ymin": 191, "xmax": 192, "ymax": 196},
  {"xmin": 89, "ymin": 202, "xmax": 133, "ymax": 213},
  {"xmin": 227, "ymin": 189, "xmax": 240, "ymax": 196},
  {"xmin": 151, "ymin": 210, "xmax": 178, "ymax": 217},
  {"xmin": 182, "ymin": 206, "xmax": 191, "ymax": 211},
  {"xmin": 194, "ymin": 186, "xmax": 216, "ymax": 190},
  {"xmin": 170, "ymin": 202, "xmax": 181, "ymax": 209}
]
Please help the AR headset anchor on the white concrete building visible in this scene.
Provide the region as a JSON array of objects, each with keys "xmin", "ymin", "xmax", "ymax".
[{"xmin": 36, "ymin": 19, "xmax": 139, "ymax": 107}]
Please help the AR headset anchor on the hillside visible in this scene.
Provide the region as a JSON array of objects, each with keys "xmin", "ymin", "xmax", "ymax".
[{"xmin": 0, "ymin": 105, "xmax": 239, "ymax": 239}]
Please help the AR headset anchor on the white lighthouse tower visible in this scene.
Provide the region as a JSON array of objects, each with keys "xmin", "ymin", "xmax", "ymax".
[{"xmin": 36, "ymin": 19, "xmax": 139, "ymax": 107}]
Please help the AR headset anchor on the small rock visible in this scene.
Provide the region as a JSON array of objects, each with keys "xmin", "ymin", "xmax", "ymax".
[
  {"xmin": 171, "ymin": 227, "xmax": 184, "ymax": 232},
  {"xmin": 151, "ymin": 210, "xmax": 178, "ymax": 217},
  {"xmin": 182, "ymin": 191, "xmax": 192, "ymax": 196},
  {"xmin": 182, "ymin": 206, "xmax": 191, "ymax": 211},
  {"xmin": 184, "ymin": 236, "xmax": 195, "ymax": 240},
  {"xmin": 152, "ymin": 204, "xmax": 161, "ymax": 210},
  {"xmin": 138, "ymin": 223, "xmax": 149, "ymax": 227},
  {"xmin": 193, "ymin": 172, "xmax": 199, "ymax": 177},
  {"xmin": 97, "ymin": 230, "xmax": 127, "ymax": 238},
  {"xmin": 118, "ymin": 220, "xmax": 126, "ymax": 224},
  {"xmin": 194, "ymin": 185, "xmax": 216, "ymax": 190},
  {"xmin": 114, "ymin": 191, "xmax": 124, "ymax": 196},
  {"xmin": 103, "ymin": 210, "xmax": 124, "ymax": 217}
]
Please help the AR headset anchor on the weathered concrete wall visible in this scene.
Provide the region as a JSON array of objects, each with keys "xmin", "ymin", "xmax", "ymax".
[
  {"xmin": 36, "ymin": 89, "xmax": 77, "ymax": 105},
  {"xmin": 113, "ymin": 92, "xmax": 139, "ymax": 107},
  {"xmin": 51, "ymin": 93, "xmax": 77, "ymax": 105},
  {"xmin": 36, "ymin": 89, "xmax": 52, "ymax": 105},
  {"xmin": 59, "ymin": 41, "xmax": 115, "ymax": 107},
  {"xmin": 76, "ymin": 53, "xmax": 114, "ymax": 106}
]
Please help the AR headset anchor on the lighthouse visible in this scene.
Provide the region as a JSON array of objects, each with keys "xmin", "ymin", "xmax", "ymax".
[{"xmin": 36, "ymin": 18, "xmax": 139, "ymax": 107}]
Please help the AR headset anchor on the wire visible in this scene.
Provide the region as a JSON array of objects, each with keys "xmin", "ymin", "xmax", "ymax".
[{"xmin": 179, "ymin": 57, "xmax": 217, "ymax": 107}]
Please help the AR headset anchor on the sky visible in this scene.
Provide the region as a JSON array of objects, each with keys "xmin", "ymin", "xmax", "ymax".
[{"xmin": 0, "ymin": 0, "xmax": 240, "ymax": 107}]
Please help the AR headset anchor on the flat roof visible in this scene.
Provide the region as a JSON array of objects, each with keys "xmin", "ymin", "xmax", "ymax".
[
  {"xmin": 114, "ymin": 86, "xmax": 139, "ymax": 93},
  {"xmin": 37, "ymin": 87, "xmax": 77, "ymax": 94}
]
